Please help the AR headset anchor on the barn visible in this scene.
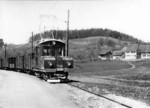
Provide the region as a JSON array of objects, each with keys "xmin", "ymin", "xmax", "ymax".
[
  {"xmin": 98, "ymin": 48, "xmax": 112, "ymax": 60},
  {"xmin": 112, "ymin": 50, "xmax": 123, "ymax": 60}
]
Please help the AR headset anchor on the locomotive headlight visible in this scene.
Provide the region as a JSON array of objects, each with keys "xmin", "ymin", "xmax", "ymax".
[
  {"xmin": 64, "ymin": 57, "xmax": 73, "ymax": 68},
  {"xmin": 44, "ymin": 57, "xmax": 56, "ymax": 69},
  {"xmin": 67, "ymin": 61, "xmax": 71, "ymax": 66},
  {"xmin": 48, "ymin": 61, "xmax": 53, "ymax": 67}
]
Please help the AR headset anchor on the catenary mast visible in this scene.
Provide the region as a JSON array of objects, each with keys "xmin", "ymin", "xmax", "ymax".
[{"xmin": 66, "ymin": 10, "xmax": 70, "ymax": 56}]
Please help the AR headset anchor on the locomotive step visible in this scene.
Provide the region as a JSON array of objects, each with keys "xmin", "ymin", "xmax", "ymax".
[{"xmin": 47, "ymin": 79, "xmax": 61, "ymax": 83}]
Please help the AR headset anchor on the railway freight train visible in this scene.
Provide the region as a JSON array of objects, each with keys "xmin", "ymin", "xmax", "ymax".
[{"xmin": 0, "ymin": 38, "xmax": 73, "ymax": 81}]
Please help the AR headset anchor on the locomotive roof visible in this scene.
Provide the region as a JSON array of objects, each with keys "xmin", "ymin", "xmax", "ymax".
[
  {"xmin": 15, "ymin": 38, "xmax": 65, "ymax": 49},
  {"xmin": 34, "ymin": 38, "xmax": 65, "ymax": 46}
]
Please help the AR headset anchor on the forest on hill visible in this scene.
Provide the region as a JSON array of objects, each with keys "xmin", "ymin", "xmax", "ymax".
[{"xmin": 29, "ymin": 28, "xmax": 143, "ymax": 43}]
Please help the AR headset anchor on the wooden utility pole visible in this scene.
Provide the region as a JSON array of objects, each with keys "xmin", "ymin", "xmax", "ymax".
[
  {"xmin": 32, "ymin": 32, "xmax": 34, "ymax": 54},
  {"xmin": 66, "ymin": 10, "xmax": 70, "ymax": 56}
]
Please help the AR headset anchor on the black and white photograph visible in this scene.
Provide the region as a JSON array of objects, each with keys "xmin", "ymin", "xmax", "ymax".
[{"xmin": 0, "ymin": 0, "xmax": 150, "ymax": 108}]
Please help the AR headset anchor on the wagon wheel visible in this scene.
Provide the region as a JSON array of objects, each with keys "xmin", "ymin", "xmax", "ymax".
[{"xmin": 42, "ymin": 73, "xmax": 48, "ymax": 81}]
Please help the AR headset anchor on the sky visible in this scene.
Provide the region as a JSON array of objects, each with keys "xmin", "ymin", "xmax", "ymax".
[{"xmin": 0, "ymin": 0, "xmax": 150, "ymax": 44}]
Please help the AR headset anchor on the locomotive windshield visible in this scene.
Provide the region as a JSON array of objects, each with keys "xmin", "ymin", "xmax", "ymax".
[{"xmin": 42, "ymin": 41, "xmax": 65, "ymax": 56}]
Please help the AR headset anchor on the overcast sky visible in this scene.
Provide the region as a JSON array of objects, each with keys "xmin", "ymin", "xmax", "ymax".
[{"xmin": 0, "ymin": 0, "xmax": 150, "ymax": 44}]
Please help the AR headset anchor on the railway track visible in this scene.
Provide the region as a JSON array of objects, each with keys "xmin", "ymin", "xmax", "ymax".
[{"xmin": 67, "ymin": 82, "xmax": 132, "ymax": 108}]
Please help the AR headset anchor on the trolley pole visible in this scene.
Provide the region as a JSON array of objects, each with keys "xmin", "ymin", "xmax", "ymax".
[
  {"xmin": 4, "ymin": 44, "xmax": 7, "ymax": 59},
  {"xmin": 66, "ymin": 10, "xmax": 70, "ymax": 56}
]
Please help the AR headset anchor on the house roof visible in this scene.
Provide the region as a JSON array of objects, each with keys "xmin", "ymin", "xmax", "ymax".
[
  {"xmin": 99, "ymin": 47, "xmax": 112, "ymax": 55},
  {"xmin": 113, "ymin": 51, "xmax": 123, "ymax": 56},
  {"xmin": 138, "ymin": 45, "xmax": 150, "ymax": 53},
  {"xmin": 121, "ymin": 47, "xmax": 127, "ymax": 52},
  {"xmin": 126, "ymin": 44, "xmax": 139, "ymax": 52}
]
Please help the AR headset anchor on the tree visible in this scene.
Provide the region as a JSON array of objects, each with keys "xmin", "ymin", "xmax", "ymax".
[
  {"xmin": 88, "ymin": 49, "xmax": 97, "ymax": 61},
  {"xmin": 97, "ymin": 38, "xmax": 105, "ymax": 53},
  {"xmin": 105, "ymin": 39, "xmax": 116, "ymax": 48},
  {"xmin": 0, "ymin": 39, "xmax": 4, "ymax": 48},
  {"xmin": 98, "ymin": 38, "xmax": 105, "ymax": 47}
]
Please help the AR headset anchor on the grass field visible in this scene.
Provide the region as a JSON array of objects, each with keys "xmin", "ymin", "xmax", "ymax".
[
  {"xmin": 69, "ymin": 60, "xmax": 150, "ymax": 105},
  {"xmin": 71, "ymin": 60, "xmax": 132, "ymax": 76}
]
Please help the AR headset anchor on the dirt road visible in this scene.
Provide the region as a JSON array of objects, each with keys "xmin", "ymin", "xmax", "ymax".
[{"xmin": 0, "ymin": 70, "xmax": 78, "ymax": 108}]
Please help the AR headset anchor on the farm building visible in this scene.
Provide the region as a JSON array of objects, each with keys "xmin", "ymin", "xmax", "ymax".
[
  {"xmin": 121, "ymin": 47, "xmax": 127, "ymax": 53},
  {"xmin": 112, "ymin": 50, "xmax": 123, "ymax": 60},
  {"xmin": 124, "ymin": 44, "xmax": 139, "ymax": 60},
  {"xmin": 138, "ymin": 45, "xmax": 150, "ymax": 59},
  {"xmin": 98, "ymin": 48, "xmax": 112, "ymax": 60}
]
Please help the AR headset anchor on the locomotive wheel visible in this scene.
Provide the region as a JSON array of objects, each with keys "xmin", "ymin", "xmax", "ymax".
[
  {"xmin": 42, "ymin": 73, "xmax": 48, "ymax": 81},
  {"xmin": 48, "ymin": 73, "xmax": 55, "ymax": 79},
  {"xmin": 65, "ymin": 72, "xmax": 68, "ymax": 80}
]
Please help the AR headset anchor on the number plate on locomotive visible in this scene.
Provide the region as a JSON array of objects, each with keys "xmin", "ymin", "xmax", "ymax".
[{"xmin": 57, "ymin": 68, "xmax": 64, "ymax": 71}]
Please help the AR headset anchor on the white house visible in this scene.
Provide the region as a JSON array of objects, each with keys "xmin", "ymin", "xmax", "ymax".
[
  {"xmin": 124, "ymin": 44, "xmax": 139, "ymax": 60},
  {"xmin": 138, "ymin": 45, "xmax": 150, "ymax": 59}
]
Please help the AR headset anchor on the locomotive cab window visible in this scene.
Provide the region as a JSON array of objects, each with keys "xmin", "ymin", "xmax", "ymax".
[
  {"xmin": 42, "ymin": 46, "xmax": 64, "ymax": 56},
  {"xmin": 43, "ymin": 46, "xmax": 52, "ymax": 56},
  {"xmin": 42, "ymin": 41, "xmax": 65, "ymax": 56}
]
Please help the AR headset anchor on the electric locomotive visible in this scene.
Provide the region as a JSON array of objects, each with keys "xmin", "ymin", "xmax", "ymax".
[{"xmin": 33, "ymin": 38, "xmax": 73, "ymax": 80}]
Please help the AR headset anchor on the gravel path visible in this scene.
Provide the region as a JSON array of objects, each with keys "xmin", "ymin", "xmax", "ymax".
[{"xmin": 125, "ymin": 61, "xmax": 135, "ymax": 69}]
